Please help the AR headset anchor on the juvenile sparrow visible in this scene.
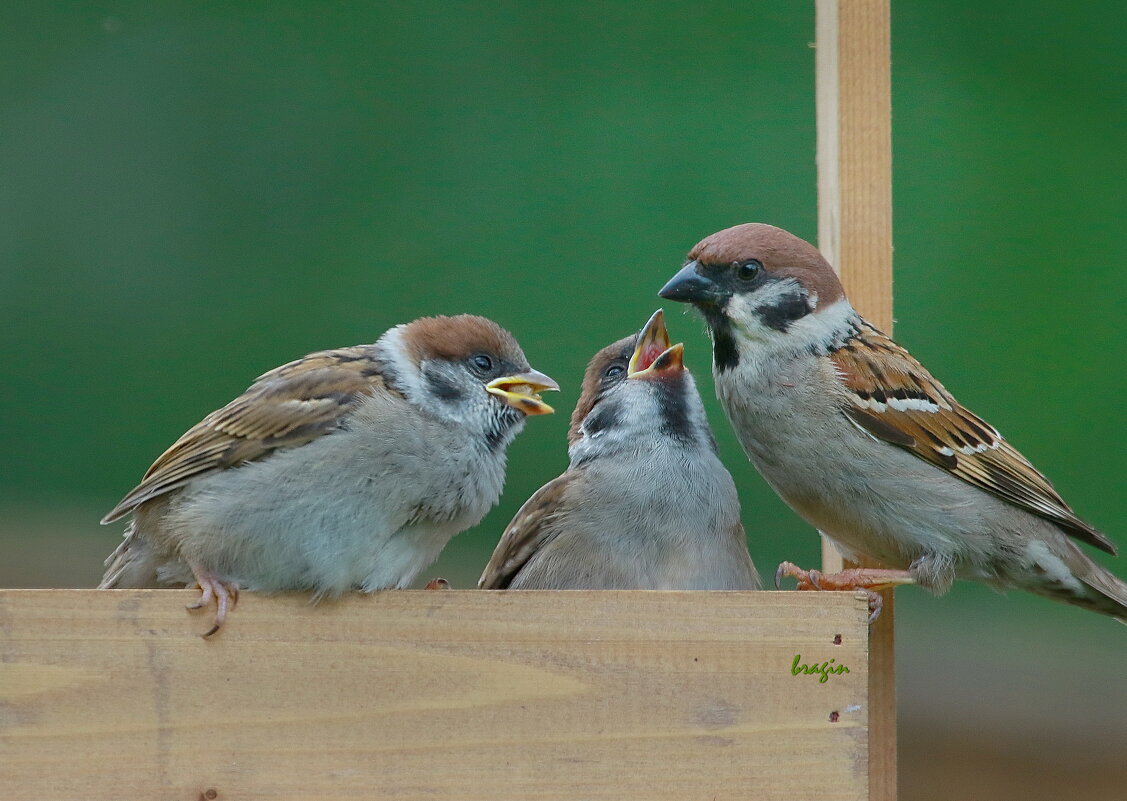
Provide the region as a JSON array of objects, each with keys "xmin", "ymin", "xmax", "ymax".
[
  {"xmin": 101, "ymin": 314, "xmax": 558, "ymax": 635},
  {"xmin": 478, "ymin": 310, "xmax": 760, "ymax": 590},
  {"xmin": 659, "ymin": 223, "xmax": 1127, "ymax": 620}
]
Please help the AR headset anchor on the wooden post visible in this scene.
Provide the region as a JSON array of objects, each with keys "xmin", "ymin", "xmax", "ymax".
[{"xmin": 815, "ymin": 2, "xmax": 896, "ymax": 800}]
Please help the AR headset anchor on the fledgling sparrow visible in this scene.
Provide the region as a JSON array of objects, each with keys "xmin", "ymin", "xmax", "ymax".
[
  {"xmin": 659, "ymin": 223, "xmax": 1127, "ymax": 620},
  {"xmin": 478, "ymin": 310, "xmax": 760, "ymax": 590},
  {"xmin": 100, "ymin": 315, "xmax": 558, "ymax": 635}
]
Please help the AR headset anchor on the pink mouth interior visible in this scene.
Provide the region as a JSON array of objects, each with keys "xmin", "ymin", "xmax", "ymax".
[{"xmin": 635, "ymin": 341, "xmax": 668, "ymax": 372}]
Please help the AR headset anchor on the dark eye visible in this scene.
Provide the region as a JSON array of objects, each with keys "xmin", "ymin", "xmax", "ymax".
[
  {"xmin": 470, "ymin": 354, "xmax": 494, "ymax": 373},
  {"xmin": 734, "ymin": 259, "xmax": 762, "ymax": 281},
  {"xmin": 604, "ymin": 363, "xmax": 625, "ymax": 378}
]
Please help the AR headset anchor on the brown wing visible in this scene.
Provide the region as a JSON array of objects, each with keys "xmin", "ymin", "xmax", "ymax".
[
  {"xmin": 832, "ymin": 322, "xmax": 1114, "ymax": 555},
  {"xmin": 478, "ymin": 472, "xmax": 578, "ymax": 589},
  {"xmin": 102, "ymin": 346, "xmax": 390, "ymax": 523}
]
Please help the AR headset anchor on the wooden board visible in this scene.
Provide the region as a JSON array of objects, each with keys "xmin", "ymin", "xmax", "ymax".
[{"xmin": 0, "ymin": 589, "xmax": 869, "ymax": 800}]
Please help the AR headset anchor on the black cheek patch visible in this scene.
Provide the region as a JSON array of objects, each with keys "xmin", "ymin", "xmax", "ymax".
[
  {"xmin": 424, "ymin": 371, "xmax": 464, "ymax": 402},
  {"xmin": 583, "ymin": 401, "xmax": 622, "ymax": 436},
  {"xmin": 756, "ymin": 290, "xmax": 812, "ymax": 333}
]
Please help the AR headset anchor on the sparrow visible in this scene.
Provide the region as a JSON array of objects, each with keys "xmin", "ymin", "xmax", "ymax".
[
  {"xmin": 100, "ymin": 314, "xmax": 558, "ymax": 635},
  {"xmin": 478, "ymin": 310, "xmax": 760, "ymax": 590},
  {"xmin": 659, "ymin": 223, "xmax": 1127, "ymax": 620}
]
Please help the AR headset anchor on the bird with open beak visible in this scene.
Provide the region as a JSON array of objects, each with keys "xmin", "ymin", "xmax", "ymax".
[
  {"xmin": 479, "ymin": 310, "xmax": 760, "ymax": 590},
  {"xmin": 660, "ymin": 222, "xmax": 1127, "ymax": 622},
  {"xmin": 101, "ymin": 314, "xmax": 558, "ymax": 635}
]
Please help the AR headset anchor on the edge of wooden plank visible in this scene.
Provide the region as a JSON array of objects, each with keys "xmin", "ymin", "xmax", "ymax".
[{"xmin": 1, "ymin": 589, "xmax": 872, "ymax": 801}]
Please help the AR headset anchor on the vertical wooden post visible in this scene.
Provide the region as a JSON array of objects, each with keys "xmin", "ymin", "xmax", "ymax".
[{"xmin": 815, "ymin": 2, "xmax": 896, "ymax": 800}]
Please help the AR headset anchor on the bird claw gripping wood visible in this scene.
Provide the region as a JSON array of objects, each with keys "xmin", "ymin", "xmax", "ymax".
[
  {"xmin": 187, "ymin": 570, "xmax": 240, "ymax": 638},
  {"xmin": 775, "ymin": 561, "xmax": 915, "ymax": 624}
]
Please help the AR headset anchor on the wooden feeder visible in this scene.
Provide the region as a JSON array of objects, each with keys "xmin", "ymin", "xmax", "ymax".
[{"xmin": 0, "ymin": 2, "xmax": 896, "ymax": 799}]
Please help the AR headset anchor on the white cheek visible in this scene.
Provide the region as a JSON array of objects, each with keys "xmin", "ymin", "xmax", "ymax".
[
  {"xmin": 750, "ymin": 279, "xmax": 805, "ymax": 311},
  {"xmin": 727, "ymin": 294, "xmax": 774, "ymax": 340},
  {"xmin": 786, "ymin": 297, "xmax": 857, "ymax": 351},
  {"xmin": 725, "ymin": 292, "xmax": 805, "ymax": 359},
  {"xmin": 376, "ymin": 326, "xmax": 427, "ymax": 400},
  {"xmin": 723, "ymin": 295, "xmax": 859, "ymax": 371}
]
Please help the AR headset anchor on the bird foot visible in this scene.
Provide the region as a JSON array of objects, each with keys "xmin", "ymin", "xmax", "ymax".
[
  {"xmin": 423, "ymin": 577, "xmax": 451, "ymax": 590},
  {"xmin": 774, "ymin": 561, "xmax": 914, "ymax": 623},
  {"xmin": 186, "ymin": 569, "xmax": 239, "ymax": 638}
]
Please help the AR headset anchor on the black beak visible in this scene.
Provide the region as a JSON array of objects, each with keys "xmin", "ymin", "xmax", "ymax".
[{"xmin": 658, "ymin": 261, "xmax": 728, "ymax": 306}]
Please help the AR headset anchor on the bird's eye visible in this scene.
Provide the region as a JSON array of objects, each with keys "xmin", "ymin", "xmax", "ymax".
[
  {"xmin": 604, "ymin": 364, "xmax": 625, "ymax": 378},
  {"xmin": 470, "ymin": 354, "xmax": 494, "ymax": 373},
  {"xmin": 734, "ymin": 259, "xmax": 763, "ymax": 281}
]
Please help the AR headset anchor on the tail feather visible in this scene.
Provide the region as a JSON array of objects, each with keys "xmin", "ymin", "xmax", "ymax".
[
  {"xmin": 1077, "ymin": 568, "xmax": 1127, "ymax": 621},
  {"xmin": 99, "ymin": 522, "xmax": 161, "ymax": 589},
  {"xmin": 1012, "ymin": 534, "xmax": 1127, "ymax": 622}
]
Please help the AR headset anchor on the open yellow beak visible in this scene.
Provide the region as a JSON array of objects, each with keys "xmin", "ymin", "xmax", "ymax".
[
  {"xmin": 486, "ymin": 368, "xmax": 559, "ymax": 416},
  {"xmin": 628, "ymin": 309, "xmax": 685, "ymax": 378}
]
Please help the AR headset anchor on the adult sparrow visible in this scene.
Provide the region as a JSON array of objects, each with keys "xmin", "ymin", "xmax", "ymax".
[
  {"xmin": 659, "ymin": 223, "xmax": 1126, "ymax": 620},
  {"xmin": 101, "ymin": 314, "xmax": 558, "ymax": 635},
  {"xmin": 479, "ymin": 310, "xmax": 759, "ymax": 590}
]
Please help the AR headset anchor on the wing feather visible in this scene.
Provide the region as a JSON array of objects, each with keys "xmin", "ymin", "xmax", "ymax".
[
  {"xmin": 102, "ymin": 346, "xmax": 390, "ymax": 523},
  {"xmin": 832, "ymin": 323, "xmax": 1114, "ymax": 555},
  {"xmin": 478, "ymin": 473, "xmax": 578, "ymax": 589}
]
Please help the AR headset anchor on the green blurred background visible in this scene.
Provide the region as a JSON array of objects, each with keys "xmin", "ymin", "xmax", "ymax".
[{"xmin": 2, "ymin": 2, "xmax": 1124, "ymax": 797}]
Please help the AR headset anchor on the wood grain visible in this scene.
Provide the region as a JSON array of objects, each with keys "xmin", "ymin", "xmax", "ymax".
[
  {"xmin": 815, "ymin": 3, "xmax": 896, "ymax": 800},
  {"xmin": 0, "ymin": 590, "xmax": 869, "ymax": 800},
  {"xmin": 816, "ymin": 0, "xmax": 894, "ymax": 333}
]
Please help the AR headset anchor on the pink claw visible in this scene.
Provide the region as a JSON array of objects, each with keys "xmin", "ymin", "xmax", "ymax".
[{"xmin": 187, "ymin": 569, "xmax": 239, "ymax": 638}]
